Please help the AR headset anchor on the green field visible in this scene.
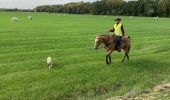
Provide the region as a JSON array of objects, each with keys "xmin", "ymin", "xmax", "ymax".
[{"xmin": 0, "ymin": 12, "xmax": 170, "ymax": 100}]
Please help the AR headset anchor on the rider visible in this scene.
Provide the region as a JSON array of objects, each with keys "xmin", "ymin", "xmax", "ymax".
[{"xmin": 110, "ymin": 16, "xmax": 125, "ymax": 52}]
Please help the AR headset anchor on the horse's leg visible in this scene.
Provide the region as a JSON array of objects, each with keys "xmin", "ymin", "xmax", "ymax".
[
  {"xmin": 106, "ymin": 49, "xmax": 113, "ymax": 64},
  {"xmin": 127, "ymin": 54, "xmax": 129, "ymax": 60},
  {"xmin": 106, "ymin": 54, "xmax": 111, "ymax": 64},
  {"xmin": 109, "ymin": 55, "xmax": 111, "ymax": 63},
  {"xmin": 106, "ymin": 55, "xmax": 109, "ymax": 64},
  {"xmin": 121, "ymin": 46, "xmax": 130, "ymax": 63},
  {"xmin": 127, "ymin": 45, "xmax": 130, "ymax": 60},
  {"xmin": 106, "ymin": 48, "xmax": 110, "ymax": 64},
  {"xmin": 121, "ymin": 54, "xmax": 127, "ymax": 63}
]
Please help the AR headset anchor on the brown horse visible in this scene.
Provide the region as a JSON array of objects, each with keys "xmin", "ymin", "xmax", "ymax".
[{"xmin": 94, "ymin": 34, "xmax": 131, "ymax": 64}]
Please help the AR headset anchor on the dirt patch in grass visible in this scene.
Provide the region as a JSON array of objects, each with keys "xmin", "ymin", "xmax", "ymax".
[
  {"xmin": 107, "ymin": 83, "xmax": 170, "ymax": 100},
  {"xmin": 94, "ymin": 85, "xmax": 110, "ymax": 96}
]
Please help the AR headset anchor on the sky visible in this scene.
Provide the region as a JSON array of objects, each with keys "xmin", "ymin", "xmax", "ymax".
[{"xmin": 0, "ymin": 0, "xmax": 131, "ymax": 9}]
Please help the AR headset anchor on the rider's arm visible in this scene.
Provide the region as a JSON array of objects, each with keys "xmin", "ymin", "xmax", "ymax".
[
  {"xmin": 110, "ymin": 28, "xmax": 115, "ymax": 32},
  {"xmin": 121, "ymin": 25, "xmax": 125, "ymax": 36}
]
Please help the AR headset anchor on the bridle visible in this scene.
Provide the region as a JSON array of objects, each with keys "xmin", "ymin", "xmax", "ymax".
[{"xmin": 96, "ymin": 35, "xmax": 112, "ymax": 49}]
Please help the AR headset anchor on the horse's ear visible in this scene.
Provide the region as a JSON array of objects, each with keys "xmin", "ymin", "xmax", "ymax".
[{"xmin": 96, "ymin": 34, "xmax": 100, "ymax": 37}]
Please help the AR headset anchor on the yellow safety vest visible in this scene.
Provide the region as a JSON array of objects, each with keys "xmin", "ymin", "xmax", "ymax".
[{"xmin": 114, "ymin": 23, "xmax": 122, "ymax": 36}]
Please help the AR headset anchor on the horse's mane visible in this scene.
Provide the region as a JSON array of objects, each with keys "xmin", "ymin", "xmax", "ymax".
[
  {"xmin": 100, "ymin": 34, "xmax": 110, "ymax": 36},
  {"xmin": 99, "ymin": 34, "xmax": 116, "ymax": 37}
]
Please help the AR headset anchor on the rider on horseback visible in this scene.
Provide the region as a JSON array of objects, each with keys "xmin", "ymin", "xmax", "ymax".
[{"xmin": 110, "ymin": 16, "xmax": 125, "ymax": 52}]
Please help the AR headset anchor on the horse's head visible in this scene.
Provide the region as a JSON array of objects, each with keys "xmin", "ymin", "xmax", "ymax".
[{"xmin": 94, "ymin": 34, "xmax": 102, "ymax": 50}]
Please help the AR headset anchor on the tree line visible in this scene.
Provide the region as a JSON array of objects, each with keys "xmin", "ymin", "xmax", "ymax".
[
  {"xmin": 34, "ymin": 0, "xmax": 170, "ymax": 17},
  {"xmin": 0, "ymin": 0, "xmax": 169, "ymax": 17},
  {"xmin": 0, "ymin": 8, "xmax": 33, "ymax": 12}
]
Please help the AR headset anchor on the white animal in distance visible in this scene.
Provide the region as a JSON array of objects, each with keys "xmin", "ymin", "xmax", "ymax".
[{"xmin": 47, "ymin": 57, "xmax": 53, "ymax": 70}]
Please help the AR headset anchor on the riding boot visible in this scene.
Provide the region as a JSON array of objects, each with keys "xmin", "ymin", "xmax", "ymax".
[
  {"xmin": 115, "ymin": 44, "xmax": 118, "ymax": 50},
  {"xmin": 117, "ymin": 48, "xmax": 121, "ymax": 52},
  {"xmin": 117, "ymin": 37, "xmax": 122, "ymax": 52},
  {"xmin": 117, "ymin": 46, "xmax": 121, "ymax": 52}
]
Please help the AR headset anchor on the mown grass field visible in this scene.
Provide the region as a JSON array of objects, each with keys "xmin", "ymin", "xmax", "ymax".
[{"xmin": 0, "ymin": 12, "xmax": 170, "ymax": 100}]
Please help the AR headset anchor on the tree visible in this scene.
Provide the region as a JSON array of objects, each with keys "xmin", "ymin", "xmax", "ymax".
[{"xmin": 158, "ymin": 0, "xmax": 169, "ymax": 16}]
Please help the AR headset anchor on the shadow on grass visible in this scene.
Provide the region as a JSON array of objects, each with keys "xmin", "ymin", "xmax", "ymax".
[{"xmin": 125, "ymin": 58, "xmax": 169, "ymax": 70}]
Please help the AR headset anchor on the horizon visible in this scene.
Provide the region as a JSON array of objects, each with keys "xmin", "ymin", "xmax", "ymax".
[{"xmin": 0, "ymin": 0, "xmax": 133, "ymax": 9}]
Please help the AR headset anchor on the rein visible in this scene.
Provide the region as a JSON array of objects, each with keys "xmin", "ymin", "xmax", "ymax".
[{"xmin": 104, "ymin": 35, "xmax": 110, "ymax": 47}]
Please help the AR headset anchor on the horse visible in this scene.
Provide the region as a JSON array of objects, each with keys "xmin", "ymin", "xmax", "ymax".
[{"xmin": 94, "ymin": 34, "xmax": 131, "ymax": 64}]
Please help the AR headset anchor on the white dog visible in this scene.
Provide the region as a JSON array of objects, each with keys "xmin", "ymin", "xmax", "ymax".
[{"xmin": 47, "ymin": 57, "xmax": 53, "ymax": 70}]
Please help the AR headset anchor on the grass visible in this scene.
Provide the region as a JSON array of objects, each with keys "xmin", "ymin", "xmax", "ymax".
[{"xmin": 0, "ymin": 12, "xmax": 170, "ymax": 100}]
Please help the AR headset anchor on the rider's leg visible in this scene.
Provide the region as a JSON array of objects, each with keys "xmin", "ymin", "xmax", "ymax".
[{"xmin": 117, "ymin": 36, "xmax": 122, "ymax": 51}]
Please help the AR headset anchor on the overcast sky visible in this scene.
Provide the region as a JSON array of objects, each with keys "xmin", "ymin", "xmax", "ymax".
[{"xmin": 0, "ymin": 0, "xmax": 131, "ymax": 9}]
